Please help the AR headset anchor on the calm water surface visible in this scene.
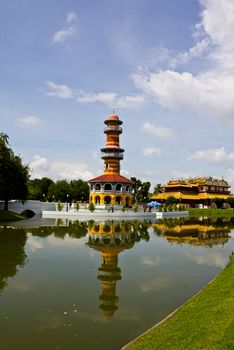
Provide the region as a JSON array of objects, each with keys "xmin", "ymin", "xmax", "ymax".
[{"xmin": 0, "ymin": 217, "xmax": 234, "ymax": 350}]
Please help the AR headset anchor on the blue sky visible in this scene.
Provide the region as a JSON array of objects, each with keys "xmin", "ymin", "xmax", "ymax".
[{"xmin": 1, "ymin": 0, "xmax": 234, "ymax": 190}]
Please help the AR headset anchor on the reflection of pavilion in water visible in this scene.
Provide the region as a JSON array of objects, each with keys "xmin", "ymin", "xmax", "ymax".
[
  {"xmin": 153, "ymin": 218, "xmax": 231, "ymax": 247},
  {"xmin": 87, "ymin": 221, "xmax": 142, "ymax": 318}
]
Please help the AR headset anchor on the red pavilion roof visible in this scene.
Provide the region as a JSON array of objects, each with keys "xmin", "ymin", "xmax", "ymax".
[{"xmin": 88, "ymin": 174, "xmax": 134, "ymax": 184}]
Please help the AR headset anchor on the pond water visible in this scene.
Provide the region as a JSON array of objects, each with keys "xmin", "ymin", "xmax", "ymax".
[{"xmin": 0, "ymin": 217, "xmax": 234, "ymax": 350}]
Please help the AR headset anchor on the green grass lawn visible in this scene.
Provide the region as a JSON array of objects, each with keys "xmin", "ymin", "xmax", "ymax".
[
  {"xmin": 188, "ymin": 208, "xmax": 234, "ymax": 217},
  {"xmin": 124, "ymin": 255, "xmax": 234, "ymax": 350},
  {"xmin": 0, "ymin": 210, "xmax": 25, "ymax": 222}
]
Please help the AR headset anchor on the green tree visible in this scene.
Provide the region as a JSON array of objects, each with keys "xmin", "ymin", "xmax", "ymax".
[
  {"xmin": 212, "ymin": 197, "xmax": 225, "ymax": 209},
  {"xmin": 139, "ymin": 181, "xmax": 151, "ymax": 203},
  {"xmin": 0, "ymin": 133, "xmax": 29, "ymax": 210},
  {"xmin": 28, "ymin": 177, "xmax": 54, "ymax": 200},
  {"xmin": 131, "ymin": 178, "xmax": 151, "ymax": 203},
  {"xmin": 227, "ymin": 197, "xmax": 234, "ymax": 208},
  {"xmin": 153, "ymin": 183, "xmax": 163, "ymax": 194},
  {"xmin": 165, "ymin": 196, "xmax": 177, "ymax": 206},
  {"xmin": 70, "ymin": 179, "xmax": 89, "ymax": 201},
  {"xmin": 47, "ymin": 180, "xmax": 71, "ymax": 202},
  {"xmin": 0, "ymin": 227, "xmax": 27, "ymax": 291}
]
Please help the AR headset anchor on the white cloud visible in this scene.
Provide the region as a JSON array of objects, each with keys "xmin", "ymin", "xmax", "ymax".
[
  {"xmin": 121, "ymin": 169, "xmax": 131, "ymax": 177},
  {"xmin": 227, "ymin": 168, "xmax": 234, "ymax": 189},
  {"xmin": 52, "ymin": 26, "xmax": 77, "ymax": 44},
  {"xmin": 188, "ymin": 147, "xmax": 234, "ymax": 164},
  {"xmin": 17, "ymin": 116, "xmax": 41, "ymax": 128},
  {"xmin": 66, "ymin": 12, "xmax": 78, "ymax": 24},
  {"xmin": 143, "ymin": 147, "xmax": 161, "ymax": 157},
  {"xmin": 142, "ymin": 122, "xmax": 173, "ymax": 138},
  {"xmin": 186, "ymin": 252, "xmax": 228, "ymax": 268},
  {"xmin": 30, "ymin": 155, "xmax": 94, "ymax": 181},
  {"xmin": 27, "ymin": 234, "xmax": 43, "ymax": 252},
  {"xmin": 44, "ymin": 81, "xmax": 145, "ymax": 110},
  {"xmin": 140, "ymin": 277, "xmax": 170, "ymax": 293},
  {"xmin": 132, "ymin": 0, "xmax": 234, "ymax": 120},
  {"xmin": 77, "ymin": 91, "xmax": 145, "ymax": 110},
  {"xmin": 141, "ymin": 256, "xmax": 160, "ymax": 267},
  {"xmin": 51, "ymin": 12, "xmax": 78, "ymax": 44},
  {"xmin": 30, "ymin": 155, "xmax": 49, "ymax": 178},
  {"xmin": 170, "ymin": 38, "xmax": 210, "ymax": 68},
  {"xmin": 45, "ymin": 81, "xmax": 74, "ymax": 99}
]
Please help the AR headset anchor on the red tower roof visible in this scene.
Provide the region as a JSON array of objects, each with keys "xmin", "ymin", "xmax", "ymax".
[
  {"xmin": 88, "ymin": 174, "xmax": 134, "ymax": 184},
  {"xmin": 104, "ymin": 114, "xmax": 123, "ymax": 125},
  {"xmin": 108, "ymin": 114, "xmax": 119, "ymax": 120}
]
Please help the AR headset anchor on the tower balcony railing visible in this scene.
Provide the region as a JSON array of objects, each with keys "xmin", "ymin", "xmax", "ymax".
[
  {"xmin": 101, "ymin": 152, "xmax": 123, "ymax": 159},
  {"xmin": 104, "ymin": 126, "xmax": 122, "ymax": 133}
]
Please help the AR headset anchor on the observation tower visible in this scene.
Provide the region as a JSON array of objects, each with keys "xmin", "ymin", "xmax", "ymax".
[{"xmin": 88, "ymin": 114, "xmax": 134, "ymax": 207}]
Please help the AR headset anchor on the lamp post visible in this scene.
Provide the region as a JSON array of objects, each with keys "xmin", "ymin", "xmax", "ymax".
[{"xmin": 66, "ymin": 194, "xmax": 69, "ymax": 211}]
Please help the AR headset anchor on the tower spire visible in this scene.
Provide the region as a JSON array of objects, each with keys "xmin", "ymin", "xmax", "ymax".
[{"xmin": 101, "ymin": 113, "xmax": 124, "ymax": 175}]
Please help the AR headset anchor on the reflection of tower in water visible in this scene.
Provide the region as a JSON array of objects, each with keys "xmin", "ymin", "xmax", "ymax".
[{"xmin": 87, "ymin": 221, "xmax": 134, "ymax": 318}]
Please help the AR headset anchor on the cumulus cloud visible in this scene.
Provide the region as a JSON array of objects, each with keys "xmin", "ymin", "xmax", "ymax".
[
  {"xmin": 45, "ymin": 81, "xmax": 74, "ymax": 99},
  {"xmin": 66, "ymin": 11, "xmax": 78, "ymax": 24},
  {"xmin": 132, "ymin": 0, "xmax": 234, "ymax": 120},
  {"xmin": 143, "ymin": 147, "xmax": 161, "ymax": 157},
  {"xmin": 78, "ymin": 91, "xmax": 145, "ymax": 109},
  {"xmin": 140, "ymin": 277, "xmax": 170, "ymax": 293},
  {"xmin": 17, "ymin": 116, "xmax": 41, "ymax": 128},
  {"xmin": 121, "ymin": 169, "xmax": 131, "ymax": 177},
  {"xmin": 30, "ymin": 155, "xmax": 94, "ymax": 181},
  {"xmin": 44, "ymin": 81, "xmax": 145, "ymax": 110},
  {"xmin": 52, "ymin": 26, "xmax": 77, "ymax": 44},
  {"xmin": 186, "ymin": 252, "xmax": 228, "ymax": 268},
  {"xmin": 51, "ymin": 12, "xmax": 78, "ymax": 44},
  {"xmin": 142, "ymin": 122, "xmax": 173, "ymax": 138},
  {"xmin": 30, "ymin": 155, "xmax": 49, "ymax": 177},
  {"xmin": 188, "ymin": 147, "xmax": 234, "ymax": 164},
  {"xmin": 141, "ymin": 256, "xmax": 160, "ymax": 267},
  {"xmin": 169, "ymin": 38, "xmax": 210, "ymax": 68},
  {"xmin": 227, "ymin": 168, "xmax": 234, "ymax": 189}
]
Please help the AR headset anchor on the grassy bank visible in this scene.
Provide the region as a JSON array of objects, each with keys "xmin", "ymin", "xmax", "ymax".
[
  {"xmin": 0, "ymin": 210, "xmax": 25, "ymax": 222},
  {"xmin": 188, "ymin": 208, "xmax": 234, "ymax": 217},
  {"xmin": 124, "ymin": 255, "xmax": 234, "ymax": 350}
]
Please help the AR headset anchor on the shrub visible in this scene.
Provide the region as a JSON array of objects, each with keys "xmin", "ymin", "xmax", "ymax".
[
  {"xmin": 57, "ymin": 201, "xmax": 64, "ymax": 211},
  {"xmin": 122, "ymin": 204, "xmax": 126, "ymax": 212},
  {"xmin": 167, "ymin": 204, "xmax": 172, "ymax": 212},
  {"xmin": 172, "ymin": 204, "xmax": 177, "ymax": 211},
  {"xmin": 227, "ymin": 197, "xmax": 234, "ymax": 208},
  {"xmin": 133, "ymin": 203, "xmax": 139, "ymax": 212},
  {"xmin": 88, "ymin": 202, "xmax": 95, "ymax": 212},
  {"xmin": 108, "ymin": 205, "xmax": 114, "ymax": 212},
  {"xmin": 165, "ymin": 196, "xmax": 177, "ymax": 206},
  {"xmin": 211, "ymin": 201, "xmax": 217, "ymax": 209},
  {"xmin": 223, "ymin": 202, "xmax": 231, "ymax": 209}
]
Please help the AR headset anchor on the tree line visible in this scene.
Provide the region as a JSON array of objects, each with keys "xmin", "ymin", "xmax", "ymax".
[{"xmin": 0, "ymin": 133, "xmax": 152, "ymax": 210}]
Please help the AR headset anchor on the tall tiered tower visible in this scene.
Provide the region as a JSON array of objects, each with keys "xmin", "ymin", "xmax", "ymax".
[
  {"xmin": 88, "ymin": 114, "xmax": 134, "ymax": 207},
  {"xmin": 101, "ymin": 114, "xmax": 124, "ymax": 175},
  {"xmin": 87, "ymin": 221, "xmax": 134, "ymax": 318}
]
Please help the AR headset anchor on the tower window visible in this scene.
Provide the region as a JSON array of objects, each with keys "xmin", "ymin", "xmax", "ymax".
[
  {"xmin": 104, "ymin": 183, "xmax": 112, "ymax": 191},
  {"xmin": 116, "ymin": 184, "xmax": 122, "ymax": 192},
  {"xmin": 95, "ymin": 183, "xmax": 101, "ymax": 191}
]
